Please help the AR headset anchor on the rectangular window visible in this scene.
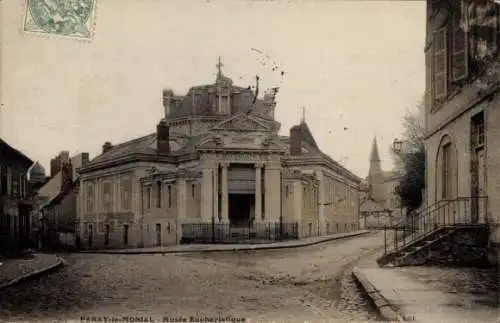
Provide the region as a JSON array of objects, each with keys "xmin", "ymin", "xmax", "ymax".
[
  {"xmin": 121, "ymin": 178, "xmax": 132, "ymax": 211},
  {"xmin": 433, "ymin": 27, "xmax": 448, "ymax": 100},
  {"xmin": 103, "ymin": 182, "xmax": 112, "ymax": 213},
  {"xmin": 471, "ymin": 112, "xmax": 485, "ymax": 148},
  {"xmin": 442, "ymin": 143, "xmax": 452, "ymax": 199},
  {"xmin": 146, "ymin": 187, "xmax": 151, "ymax": 209},
  {"xmin": 86, "ymin": 184, "xmax": 94, "ymax": 213},
  {"xmin": 168, "ymin": 185, "xmax": 172, "ymax": 208},
  {"xmin": 191, "ymin": 184, "xmax": 195, "ymax": 198},
  {"xmin": 157, "ymin": 181, "xmax": 162, "ymax": 208}
]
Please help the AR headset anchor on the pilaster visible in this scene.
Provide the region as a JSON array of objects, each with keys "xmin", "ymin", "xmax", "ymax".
[
  {"xmin": 200, "ymin": 162, "xmax": 215, "ymax": 222},
  {"xmin": 254, "ymin": 162, "xmax": 263, "ymax": 222},
  {"xmin": 264, "ymin": 161, "xmax": 282, "ymax": 222},
  {"xmin": 316, "ymin": 170, "xmax": 326, "ymax": 236},
  {"xmin": 213, "ymin": 165, "xmax": 219, "ymax": 222},
  {"xmin": 221, "ymin": 162, "xmax": 229, "ymax": 223},
  {"xmin": 177, "ymin": 179, "xmax": 187, "ymax": 244}
]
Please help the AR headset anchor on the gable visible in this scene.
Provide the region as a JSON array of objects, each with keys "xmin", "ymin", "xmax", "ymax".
[{"xmin": 211, "ymin": 113, "xmax": 272, "ymax": 132}]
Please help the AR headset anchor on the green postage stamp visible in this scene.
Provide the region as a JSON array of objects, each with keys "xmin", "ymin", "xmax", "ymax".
[{"xmin": 23, "ymin": 0, "xmax": 97, "ymax": 40}]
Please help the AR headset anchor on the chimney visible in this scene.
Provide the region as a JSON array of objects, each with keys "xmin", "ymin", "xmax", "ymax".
[
  {"xmin": 49, "ymin": 151, "xmax": 70, "ymax": 177},
  {"xmin": 157, "ymin": 120, "xmax": 170, "ymax": 154},
  {"xmin": 50, "ymin": 158, "xmax": 58, "ymax": 177},
  {"xmin": 102, "ymin": 142, "xmax": 113, "ymax": 154},
  {"xmin": 81, "ymin": 152, "xmax": 90, "ymax": 167},
  {"xmin": 290, "ymin": 125, "xmax": 302, "ymax": 156},
  {"xmin": 162, "ymin": 88, "xmax": 174, "ymax": 117},
  {"xmin": 60, "ymin": 160, "xmax": 73, "ymax": 190}
]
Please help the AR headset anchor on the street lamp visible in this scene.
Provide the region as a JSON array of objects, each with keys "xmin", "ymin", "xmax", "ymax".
[{"xmin": 393, "ymin": 138, "xmax": 403, "ymax": 155}]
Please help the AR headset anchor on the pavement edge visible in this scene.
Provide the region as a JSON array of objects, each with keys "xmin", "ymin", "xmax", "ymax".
[
  {"xmin": 0, "ymin": 255, "xmax": 66, "ymax": 291},
  {"xmin": 352, "ymin": 266, "xmax": 406, "ymax": 322},
  {"xmin": 80, "ymin": 230, "xmax": 371, "ymax": 255}
]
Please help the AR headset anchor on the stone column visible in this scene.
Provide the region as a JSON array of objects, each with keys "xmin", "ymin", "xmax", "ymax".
[
  {"xmin": 200, "ymin": 164, "xmax": 214, "ymax": 222},
  {"xmin": 176, "ymin": 179, "xmax": 187, "ymax": 244},
  {"xmin": 254, "ymin": 162, "xmax": 263, "ymax": 222},
  {"xmin": 221, "ymin": 162, "xmax": 229, "ymax": 223},
  {"xmin": 316, "ymin": 170, "xmax": 326, "ymax": 236},
  {"xmin": 264, "ymin": 161, "xmax": 282, "ymax": 222}
]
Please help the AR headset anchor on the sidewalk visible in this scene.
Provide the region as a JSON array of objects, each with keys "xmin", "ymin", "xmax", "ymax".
[
  {"xmin": 352, "ymin": 264, "xmax": 499, "ymax": 322},
  {"xmin": 80, "ymin": 230, "xmax": 371, "ymax": 254},
  {"xmin": 0, "ymin": 253, "xmax": 65, "ymax": 290}
]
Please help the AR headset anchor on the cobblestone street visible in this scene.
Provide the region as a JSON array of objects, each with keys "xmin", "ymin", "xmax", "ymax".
[{"xmin": 0, "ymin": 232, "xmax": 384, "ymax": 322}]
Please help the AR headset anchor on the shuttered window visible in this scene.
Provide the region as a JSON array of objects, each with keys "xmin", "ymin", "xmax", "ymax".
[
  {"xmin": 451, "ymin": 3, "xmax": 468, "ymax": 82},
  {"xmin": 433, "ymin": 27, "xmax": 448, "ymax": 100},
  {"xmin": 425, "ymin": 50, "xmax": 433, "ymax": 111}
]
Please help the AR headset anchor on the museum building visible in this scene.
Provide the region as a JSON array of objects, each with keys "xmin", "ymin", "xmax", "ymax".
[{"xmin": 76, "ymin": 61, "xmax": 363, "ymax": 248}]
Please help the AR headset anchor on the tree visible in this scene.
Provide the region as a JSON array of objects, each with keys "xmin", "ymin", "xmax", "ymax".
[{"xmin": 392, "ymin": 101, "xmax": 426, "ymax": 215}]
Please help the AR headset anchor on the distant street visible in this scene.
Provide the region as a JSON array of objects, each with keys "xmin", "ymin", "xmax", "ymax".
[{"xmin": 0, "ymin": 232, "xmax": 385, "ymax": 322}]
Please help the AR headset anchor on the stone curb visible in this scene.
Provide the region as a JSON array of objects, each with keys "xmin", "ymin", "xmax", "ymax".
[
  {"xmin": 0, "ymin": 256, "xmax": 65, "ymax": 291},
  {"xmin": 79, "ymin": 230, "xmax": 371, "ymax": 255},
  {"xmin": 352, "ymin": 266, "xmax": 406, "ymax": 322}
]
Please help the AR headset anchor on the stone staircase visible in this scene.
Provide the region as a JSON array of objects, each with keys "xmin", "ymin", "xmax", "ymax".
[{"xmin": 377, "ymin": 196, "xmax": 490, "ymax": 268}]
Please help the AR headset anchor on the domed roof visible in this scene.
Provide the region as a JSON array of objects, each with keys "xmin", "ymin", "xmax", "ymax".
[{"xmin": 30, "ymin": 161, "xmax": 46, "ymax": 176}]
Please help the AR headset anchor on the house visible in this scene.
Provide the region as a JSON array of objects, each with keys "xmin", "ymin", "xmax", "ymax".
[
  {"xmin": 0, "ymin": 138, "xmax": 35, "ymax": 254},
  {"xmin": 378, "ymin": 0, "xmax": 500, "ymax": 267},
  {"xmin": 76, "ymin": 59, "xmax": 363, "ymax": 249},
  {"xmin": 35, "ymin": 151, "xmax": 89, "ymax": 249}
]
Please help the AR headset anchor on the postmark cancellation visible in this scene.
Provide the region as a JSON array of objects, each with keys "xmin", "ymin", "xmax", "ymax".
[{"xmin": 23, "ymin": 0, "xmax": 97, "ymax": 40}]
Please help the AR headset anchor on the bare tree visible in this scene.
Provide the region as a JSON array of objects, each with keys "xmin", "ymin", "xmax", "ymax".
[{"xmin": 393, "ymin": 100, "xmax": 426, "ymax": 214}]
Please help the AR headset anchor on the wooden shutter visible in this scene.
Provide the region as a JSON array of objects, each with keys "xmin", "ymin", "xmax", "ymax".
[
  {"xmin": 452, "ymin": 2, "xmax": 468, "ymax": 82},
  {"xmin": 425, "ymin": 50, "xmax": 433, "ymax": 111},
  {"xmin": 433, "ymin": 27, "xmax": 448, "ymax": 100}
]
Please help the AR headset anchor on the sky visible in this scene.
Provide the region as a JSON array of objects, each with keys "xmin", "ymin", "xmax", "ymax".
[{"xmin": 0, "ymin": 0, "xmax": 425, "ymax": 178}]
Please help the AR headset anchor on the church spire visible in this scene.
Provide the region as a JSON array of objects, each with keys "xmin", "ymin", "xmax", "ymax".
[{"xmin": 370, "ymin": 136, "xmax": 381, "ymax": 162}]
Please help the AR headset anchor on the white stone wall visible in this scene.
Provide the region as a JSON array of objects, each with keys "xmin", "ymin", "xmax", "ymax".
[{"xmin": 425, "ymin": 90, "xmax": 500, "ymax": 245}]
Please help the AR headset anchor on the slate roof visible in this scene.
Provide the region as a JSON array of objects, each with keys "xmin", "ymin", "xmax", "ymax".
[
  {"xmin": 169, "ymin": 83, "xmax": 267, "ymax": 117},
  {"xmin": 0, "ymin": 138, "xmax": 33, "ymax": 167}
]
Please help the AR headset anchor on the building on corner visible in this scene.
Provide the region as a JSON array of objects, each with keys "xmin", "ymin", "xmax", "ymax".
[
  {"xmin": 0, "ymin": 138, "xmax": 35, "ymax": 254},
  {"xmin": 423, "ymin": 0, "xmax": 499, "ymax": 263},
  {"xmin": 76, "ymin": 59, "xmax": 363, "ymax": 249}
]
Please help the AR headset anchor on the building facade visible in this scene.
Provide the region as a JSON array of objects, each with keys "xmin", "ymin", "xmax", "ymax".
[
  {"xmin": 77, "ymin": 61, "xmax": 363, "ymax": 249},
  {"xmin": 0, "ymin": 138, "xmax": 35, "ymax": 254},
  {"xmin": 424, "ymin": 0, "xmax": 500, "ymax": 257},
  {"xmin": 35, "ymin": 152, "xmax": 89, "ymax": 248}
]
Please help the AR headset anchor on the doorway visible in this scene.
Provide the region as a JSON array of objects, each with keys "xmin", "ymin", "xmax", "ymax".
[
  {"xmin": 123, "ymin": 225, "xmax": 129, "ymax": 245},
  {"xmin": 104, "ymin": 224, "xmax": 110, "ymax": 246},
  {"xmin": 228, "ymin": 194, "xmax": 254, "ymax": 227},
  {"xmin": 88, "ymin": 224, "xmax": 93, "ymax": 248},
  {"xmin": 156, "ymin": 223, "xmax": 162, "ymax": 246}
]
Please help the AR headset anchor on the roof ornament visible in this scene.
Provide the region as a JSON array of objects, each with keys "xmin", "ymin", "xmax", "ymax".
[
  {"xmin": 216, "ymin": 56, "xmax": 224, "ymax": 80},
  {"xmin": 301, "ymin": 106, "xmax": 306, "ymax": 123}
]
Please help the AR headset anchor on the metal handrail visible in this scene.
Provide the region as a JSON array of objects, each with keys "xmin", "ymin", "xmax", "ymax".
[{"xmin": 383, "ymin": 196, "xmax": 489, "ymax": 255}]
